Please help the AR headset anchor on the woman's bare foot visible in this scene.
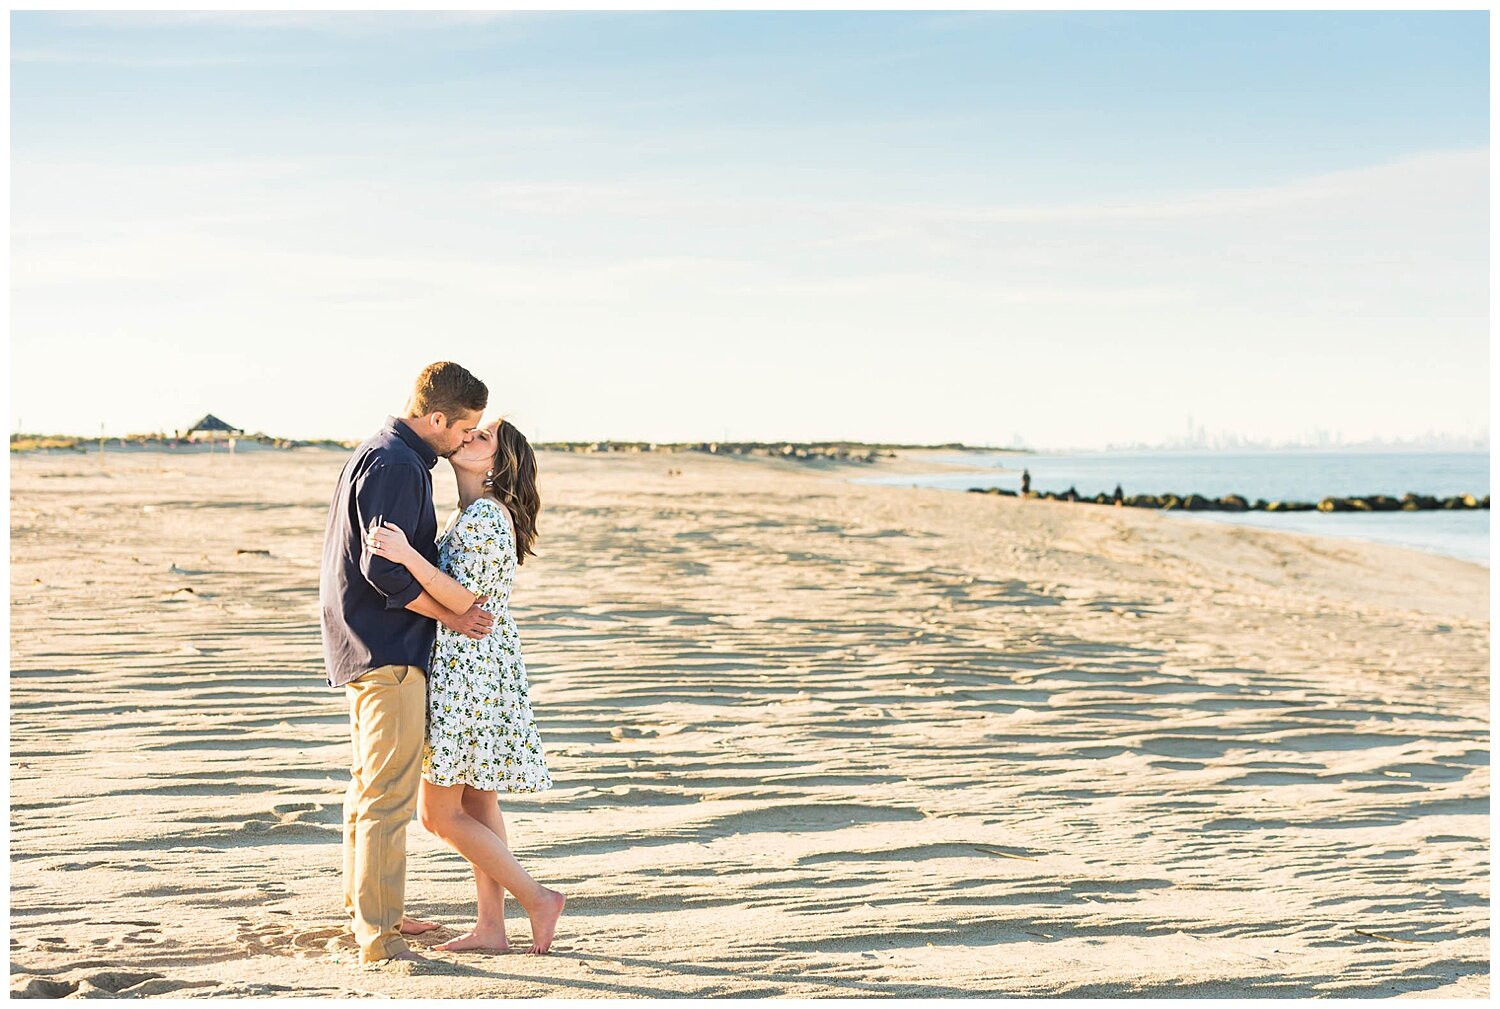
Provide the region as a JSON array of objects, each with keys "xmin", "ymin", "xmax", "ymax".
[
  {"xmin": 434, "ymin": 927, "xmax": 510, "ymax": 953},
  {"xmin": 525, "ymin": 889, "xmax": 566, "ymax": 954},
  {"xmin": 400, "ymin": 915, "xmax": 441, "ymax": 935}
]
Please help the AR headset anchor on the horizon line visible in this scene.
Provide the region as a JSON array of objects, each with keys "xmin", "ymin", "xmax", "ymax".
[{"xmin": 10, "ymin": 430, "xmax": 1490, "ymax": 455}]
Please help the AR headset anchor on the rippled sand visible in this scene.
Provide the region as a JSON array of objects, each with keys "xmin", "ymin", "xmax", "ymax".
[{"xmin": 9, "ymin": 448, "xmax": 1489, "ymax": 997}]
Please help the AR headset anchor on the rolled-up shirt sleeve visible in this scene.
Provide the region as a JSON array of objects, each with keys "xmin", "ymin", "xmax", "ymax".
[{"xmin": 353, "ymin": 463, "xmax": 427, "ymax": 610}]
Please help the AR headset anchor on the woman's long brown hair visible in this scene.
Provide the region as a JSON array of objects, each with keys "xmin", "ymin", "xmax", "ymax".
[{"xmin": 485, "ymin": 420, "xmax": 540, "ymax": 564}]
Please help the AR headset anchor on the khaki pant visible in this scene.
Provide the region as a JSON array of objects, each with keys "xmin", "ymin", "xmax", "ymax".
[{"xmin": 342, "ymin": 664, "xmax": 426, "ymax": 963}]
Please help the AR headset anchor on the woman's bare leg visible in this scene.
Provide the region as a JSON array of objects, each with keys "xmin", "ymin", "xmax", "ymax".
[
  {"xmin": 420, "ymin": 780, "xmax": 566, "ymax": 953},
  {"xmin": 464, "ymin": 789, "xmax": 510, "ymax": 933},
  {"xmin": 433, "ymin": 786, "xmax": 510, "ymax": 951}
]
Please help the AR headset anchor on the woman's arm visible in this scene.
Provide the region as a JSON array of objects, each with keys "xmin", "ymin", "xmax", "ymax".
[
  {"xmin": 367, "ymin": 520, "xmax": 477, "ymax": 614},
  {"xmin": 406, "ymin": 587, "xmax": 493, "ymax": 639}
]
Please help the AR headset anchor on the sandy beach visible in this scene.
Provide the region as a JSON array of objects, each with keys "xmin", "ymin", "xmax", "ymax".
[{"xmin": 8, "ymin": 447, "xmax": 1489, "ymax": 998}]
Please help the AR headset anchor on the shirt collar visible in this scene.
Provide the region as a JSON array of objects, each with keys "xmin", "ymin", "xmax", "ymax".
[{"xmin": 387, "ymin": 416, "xmax": 439, "ymax": 470}]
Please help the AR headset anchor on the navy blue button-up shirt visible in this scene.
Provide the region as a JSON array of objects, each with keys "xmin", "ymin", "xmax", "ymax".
[{"xmin": 319, "ymin": 417, "xmax": 442, "ymax": 687}]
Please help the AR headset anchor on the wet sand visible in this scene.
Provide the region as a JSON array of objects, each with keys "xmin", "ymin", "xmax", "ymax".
[{"xmin": 8, "ymin": 448, "xmax": 1489, "ymax": 998}]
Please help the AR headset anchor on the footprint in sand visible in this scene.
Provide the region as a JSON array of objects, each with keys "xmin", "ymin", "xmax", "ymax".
[
  {"xmin": 11, "ymin": 971, "xmax": 366, "ymax": 999},
  {"xmin": 235, "ymin": 913, "xmax": 471, "ymax": 966},
  {"xmin": 235, "ymin": 916, "xmax": 359, "ymax": 959},
  {"xmin": 10, "ymin": 970, "xmax": 214, "ymax": 999},
  {"xmin": 271, "ymin": 800, "xmax": 342, "ymax": 825}
]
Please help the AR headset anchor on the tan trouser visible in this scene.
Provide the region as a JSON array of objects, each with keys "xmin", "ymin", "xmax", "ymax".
[{"xmin": 342, "ymin": 664, "xmax": 426, "ymax": 964}]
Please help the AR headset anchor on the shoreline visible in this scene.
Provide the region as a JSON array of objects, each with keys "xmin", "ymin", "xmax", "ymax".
[{"xmin": 856, "ymin": 451, "xmax": 1490, "ymax": 569}]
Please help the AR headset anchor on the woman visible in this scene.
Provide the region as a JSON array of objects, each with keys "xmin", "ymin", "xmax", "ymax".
[{"xmin": 368, "ymin": 419, "xmax": 565, "ymax": 955}]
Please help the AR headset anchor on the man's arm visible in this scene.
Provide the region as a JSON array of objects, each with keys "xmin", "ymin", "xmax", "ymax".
[
  {"xmin": 406, "ymin": 589, "xmax": 494, "ymax": 640},
  {"xmin": 352, "ymin": 463, "xmax": 429, "ymax": 610}
]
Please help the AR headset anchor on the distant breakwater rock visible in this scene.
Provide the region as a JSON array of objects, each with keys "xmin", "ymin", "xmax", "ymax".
[{"xmin": 969, "ymin": 487, "xmax": 1490, "ymax": 513}]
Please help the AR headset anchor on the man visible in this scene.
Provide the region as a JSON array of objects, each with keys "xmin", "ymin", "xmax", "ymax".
[{"xmin": 319, "ymin": 361, "xmax": 495, "ymax": 965}]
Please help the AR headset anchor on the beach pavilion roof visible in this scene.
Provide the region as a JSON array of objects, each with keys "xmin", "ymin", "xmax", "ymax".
[{"xmin": 186, "ymin": 414, "xmax": 242, "ymax": 434}]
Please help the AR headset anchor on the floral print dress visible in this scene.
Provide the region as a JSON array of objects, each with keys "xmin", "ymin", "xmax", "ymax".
[{"xmin": 423, "ymin": 497, "xmax": 553, "ymax": 793}]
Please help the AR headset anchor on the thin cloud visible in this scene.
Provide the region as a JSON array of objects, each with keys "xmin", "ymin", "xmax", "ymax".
[
  {"xmin": 844, "ymin": 148, "xmax": 1486, "ymax": 230},
  {"xmin": 47, "ymin": 10, "xmax": 536, "ymax": 35},
  {"xmin": 810, "ymin": 148, "xmax": 1486, "ymax": 261},
  {"xmin": 12, "ymin": 47, "xmax": 256, "ymax": 67}
]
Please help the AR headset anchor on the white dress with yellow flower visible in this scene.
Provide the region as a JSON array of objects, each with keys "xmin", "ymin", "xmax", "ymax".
[{"xmin": 422, "ymin": 497, "xmax": 553, "ymax": 793}]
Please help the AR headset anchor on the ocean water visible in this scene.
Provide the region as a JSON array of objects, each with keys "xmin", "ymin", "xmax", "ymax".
[{"xmin": 861, "ymin": 450, "xmax": 1491, "ymax": 565}]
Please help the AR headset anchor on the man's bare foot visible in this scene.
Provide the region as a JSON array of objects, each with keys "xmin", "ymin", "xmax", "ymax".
[
  {"xmin": 525, "ymin": 889, "xmax": 566, "ymax": 954},
  {"xmin": 434, "ymin": 927, "xmax": 510, "ymax": 953},
  {"xmin": 400, "ymin": 915, "xmax": 441, "ymax": 935}
]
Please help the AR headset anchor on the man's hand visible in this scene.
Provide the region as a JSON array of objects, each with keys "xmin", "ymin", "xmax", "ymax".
[{"xmin": 441, "ymin": 596, "xmax": 494, "ymax": 640}]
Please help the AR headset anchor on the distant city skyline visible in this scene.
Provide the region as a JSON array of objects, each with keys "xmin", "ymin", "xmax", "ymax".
[
  {"xmin": 1087, "ymin": 417, "xmax": 1491, "ymax": 454},
  {"xmin": 1093, "ymin": 427, "xmax": 1490, "ymax": 455},
  {"xmin": 10, "ymin": 11, "xmax": 1489, "ymax": 449}
]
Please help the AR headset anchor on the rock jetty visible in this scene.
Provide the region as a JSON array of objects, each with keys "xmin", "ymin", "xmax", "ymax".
[{"xmin": 968, "ymin": 487, "xmax": 1490, "ymax": 512}]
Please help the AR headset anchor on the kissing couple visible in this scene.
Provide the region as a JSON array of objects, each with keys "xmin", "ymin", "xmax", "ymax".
[{"xmin": 318, "ymin": 360, "xmax": 565, "ymax": 965}]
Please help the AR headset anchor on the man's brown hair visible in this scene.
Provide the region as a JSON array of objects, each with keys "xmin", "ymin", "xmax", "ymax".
[{"xmin": 406, "ymin": 362, "xmax": 488, "ymax": 425}]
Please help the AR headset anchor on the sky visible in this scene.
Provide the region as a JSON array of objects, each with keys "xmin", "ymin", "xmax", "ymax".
[{"xmin": 9, "ymin": 11, "xmax": 1490, "ymax": 449}]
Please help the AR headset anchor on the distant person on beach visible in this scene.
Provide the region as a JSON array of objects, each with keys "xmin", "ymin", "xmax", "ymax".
[
  {"xmin": 369, "ymin": 418, "xmax": 565, "ymax": 955},
  {"xmin": 319, "ymin": 361, "xmax": 495, "ymax": 966},
  {"xmin": 1113, "ymin": 483, "xmax": 1124, "ymax": 506},
  {"xmin": 1021, "ymin": 468, "xmax": 1031, "ymax": 496}
]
